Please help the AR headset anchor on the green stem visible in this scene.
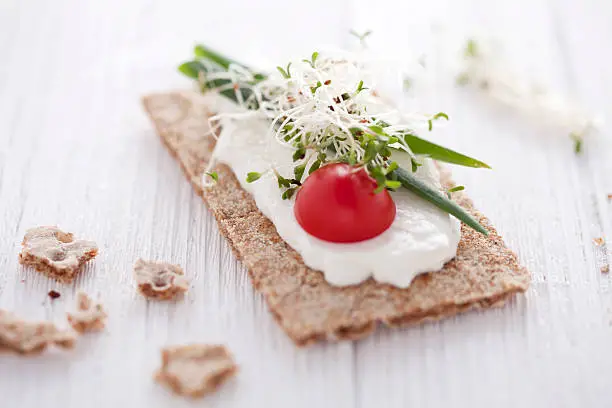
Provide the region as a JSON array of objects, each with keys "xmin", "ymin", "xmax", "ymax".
[{"xmin": 393, "ymin": 167, "xmax": 488, "ymax": 235}]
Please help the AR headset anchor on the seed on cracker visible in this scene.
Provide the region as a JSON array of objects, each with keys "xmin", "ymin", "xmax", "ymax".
[
  {"xmin": 0, "ymin": 309, "xmax": 76, "ymax": 355},
  {"xmin": 19, "ymin": 226, "xmax": 98, "ymax": 283},
  {"xmin": 155, "ymin": 344, "xmax": 237, "ymax": 398},
  {"xmin": 67, "ymin": 292, "xmax": 107, "ymax": 333},
  {"xmin": 133, "ymin": 259, "xmax": 189, "ymax": 300}
]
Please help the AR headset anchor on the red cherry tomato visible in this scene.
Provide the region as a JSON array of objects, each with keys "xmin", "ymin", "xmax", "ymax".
[{"xmin": 294, "ymin": 163, "xmax": 396, "ymax": 243}]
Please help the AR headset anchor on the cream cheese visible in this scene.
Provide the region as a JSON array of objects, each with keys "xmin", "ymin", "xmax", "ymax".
[{"xmin": 206, "ymin": 95, "xmax": 461, "ymax": 288}]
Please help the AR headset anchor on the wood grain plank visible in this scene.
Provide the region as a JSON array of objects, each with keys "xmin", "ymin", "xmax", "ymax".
[
  {"xmin": 1, "ymin": 0, "xmax": 611, "ymax": 406},
  {"xmin": 0, "ymin": 0, "xmax": 357, "ymax": 407},
  {"xmin": 351, "ymin": 0, "xmax": 612, "ymax": 406}
]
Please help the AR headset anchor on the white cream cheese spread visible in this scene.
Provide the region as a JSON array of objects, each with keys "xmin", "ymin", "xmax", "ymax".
[{"xmin": 206, "ymin": 95, "xmax": 461, "ymax": 288}]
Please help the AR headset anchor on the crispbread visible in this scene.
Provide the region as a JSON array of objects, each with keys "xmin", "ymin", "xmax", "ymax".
[{"xmin": 142, "ymin": 91, "xmax": 530, "ymax": 346}]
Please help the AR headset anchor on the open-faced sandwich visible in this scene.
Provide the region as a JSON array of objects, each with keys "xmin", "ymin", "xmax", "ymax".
[{"xmin": 142, "ymin": 45, "xmax": 530, "ymax": 346}]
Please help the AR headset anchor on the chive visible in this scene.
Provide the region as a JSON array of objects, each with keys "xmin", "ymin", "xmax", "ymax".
[
  {"xmin": 194, "ymin": 44, "xmax": 238, "ymax": 70},
  {"xmin": 393, "ymin": 167, "xmax": 488, "ymax": 235},
  {"xmin": 403, "ymin": 134, "xmax": 491, "ymax": 169},
  {"xmin": 178, "ymin": 60, "xmax": 206, "ymax": 79}
]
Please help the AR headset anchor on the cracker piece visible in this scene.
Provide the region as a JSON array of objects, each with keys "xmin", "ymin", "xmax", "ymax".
[
  {"xmin": 142, "ymin": 91, "xmax": 531, "ymax": 346},
  {"xmin": 0, "ymin": 309, "xmax": 76, "ymax": 354},
  {"xmin": 67, "ymin": 292, "xmax": 107, "ymax": 333},
  {"xmin": 133, "ymin": 259, "xmax": 189, "ymax": 300},
  {"xmin": 18, "ymin": 226, "xmax": 98, "ymax": 283},
  {"xmin": 155, "ymin": 344, "xmax": 237, "ymax": 398}
]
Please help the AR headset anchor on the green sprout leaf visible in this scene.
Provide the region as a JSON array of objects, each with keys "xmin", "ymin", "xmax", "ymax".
[
  {"xmin": 385, "ymin": 161, "xmax": 398, "ymax": 174},
  {"xmin": 308, "ymin": 160, "xmax": 321, "ymax": 175},
  {"xmin": 427, "ymin": 112, "xmax": 449, "ymax": 131},
  {"xmin": 246, "ymin": 172, "xmax": 262, "ymax": 183},
  {"xmin": 403, "ymin": 76, "xmax": 412, "ymax": 92},
  {"xmin": 277, "ymin": 174, "xmax": 291, "ymax": 188},
  {"xmin": 282, "ymin": 187, "xmax": 298, "ymax": 200},
  {"xmin": 303, "ymin": 51, "xmax": 319, "ymax": 69},
  {"xmin": 570, "ymin": 131, "xmax": 583, "ymax": 154},
  {"xmin": 447, "ymin": 185, "xmax": 465, "ymax": 193},
  {"xmin": 456, "ymin": 72, "xmax": 470, "ymax": 86},
  {"xmin": 349, "ymin": 29, "xmax": 373, "ymax": 46},
  {"xmin": 355, "ymin": 80, "xmax": 368, "ymax": 94},
  {"xmin": 276, "ymin": 62, "xmax": 292, "ymax": 79},
  {"xmin": 294, "ymin": 163, "xmax": 306, "ymax": 181},
  {"xmin": 403, "ymin": 134, "xmax": 491, "ymax": 169},
  {"xmin": 385, "ymin": 180, "xmax": 402, "ymax": 190},
  {"xmin": 205, "ymin": 171, "xmax": 218, "ymax": 182},
  {"xmin": 368, "ymin": 125, "xmax": 385, "ymax": 135},
  {"xmin": 292, "ymin": 147, "xmax": 306, "ymax": 161},
  {"xmin": 363, "ymin": 141, "xmax": 378, "ymax": 163},
  {"xmin": 433, "ymin": 112, "xmax": 449, "ymax": 120},
  {"xmin": 464, "ymin": 39, "xmax": 479, "ymax": 58}
]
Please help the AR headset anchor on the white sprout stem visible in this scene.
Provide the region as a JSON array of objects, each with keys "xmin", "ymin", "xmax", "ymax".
[{"xmin": 200, "ymin": 50, "xmax": 441, "ymax": 172}]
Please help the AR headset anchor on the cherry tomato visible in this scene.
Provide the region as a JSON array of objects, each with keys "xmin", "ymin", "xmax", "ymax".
[{"xmin": 294, "ymin": 163, "xmax": 396, "ymax": 243}]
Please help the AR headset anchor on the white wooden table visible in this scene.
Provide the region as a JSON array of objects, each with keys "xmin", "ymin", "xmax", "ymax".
[{"xmin": 1, "ymin": 0, "xmax": 611, "ymax": 406}]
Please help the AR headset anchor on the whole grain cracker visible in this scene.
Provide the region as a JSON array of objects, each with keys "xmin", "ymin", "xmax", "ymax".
[
  {"xmin": 155, "ymin": 344, "xmax": 237, "ymax": 398},
  {"xmin": 142, "ymin": 91, "xmax": 531, "ymax": 346},
  {"xmin": 133, "ymin": 258, "xmax": 189, "ymax": 300},
  {"xmin": 19, "ymin": 226, "xmax": 98, "ymax": 283},
  {"xmin": 0, "ymin": 309, "xmax": 76, "ymax": 355},
  {"xmin": 67, "ymin": 292, "xmax": 107, "ymax": 333}
]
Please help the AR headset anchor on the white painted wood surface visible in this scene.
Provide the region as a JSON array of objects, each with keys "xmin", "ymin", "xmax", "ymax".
[{"xmin": 1, "ymin": 0, "xmax": 611, "ymax": 406}]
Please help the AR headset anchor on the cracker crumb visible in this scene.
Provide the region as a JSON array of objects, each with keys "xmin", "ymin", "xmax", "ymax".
[
  {"xmin": 67, "ymin": 292, "xmax": 107, "ymax": 333},
  {"xmin": 601, "ymin": 265, "xmax": 610, "ymax": 274},
  {"xmin": 19, "ymin": 226, "xmax": 98, "ymax": 283},
  {"xmin": 0, "ymin": 309, "xmax": 75, "ymax": 354},
  {"xmin": 48, "ymin": 290, "xmax": 61, "ymax": 300},
  {"xmin": 594, "ymin": 237, "xmax": 605, "ymax": 246},
  {"xmin": 607, "ymin": 194, "xmax": 612, "ymax": 201},
  {"xmin": 133, "ymin": 259, "xmax": 189, "ymax": 300},
  {"xmin": 155, "ymin": 344, "xmax": 237, "ymax": 398}
]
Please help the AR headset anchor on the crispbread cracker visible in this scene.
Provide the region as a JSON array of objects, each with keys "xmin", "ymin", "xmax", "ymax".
[{"xmin": 142, "ymin": 91, "xmax": 530, "ymax": 346}]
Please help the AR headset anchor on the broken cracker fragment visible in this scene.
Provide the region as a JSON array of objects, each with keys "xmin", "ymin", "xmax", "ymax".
[
  {"xmin": 19, "ymin": 226, "xmax": 98, "ymax": 283},
  {"xmin": 155, "ymin": 344, "xmax": 237, "ymax": 398},
  {"xmin": 0, "ymin": 309, "xmax": 76, "ymax": 355},
  {"xmin": 594, "ymin": 237, "xmax": 605, "ymax": 246},
  {"xmin": 67, "ymin": 292, "xmax": 107, "ymax": 333},
  {"xmin": 133, "ymin": 259, "xmax": 189, "ymax": 300},
  {"xmin": 601, "ymin": 265, "xmax": 610, "ymax": 274}
]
